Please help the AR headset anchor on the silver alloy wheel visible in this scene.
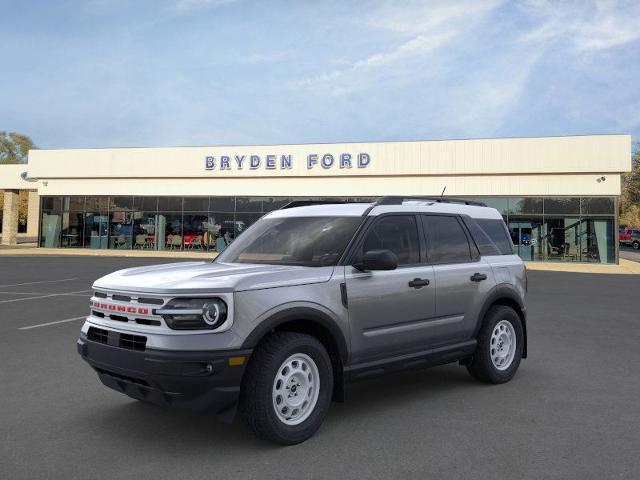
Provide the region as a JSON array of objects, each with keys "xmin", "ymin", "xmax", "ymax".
[
  {"xmin": 490, "ymin": 320, "xmax": 517, "ymax": 371},
  {"xmin": 272, "ymin": 353, "xmax": 320, "ymax": 426}
]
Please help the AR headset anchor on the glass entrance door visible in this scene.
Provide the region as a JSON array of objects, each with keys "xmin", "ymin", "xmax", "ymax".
[{"xmin": 508, "ymin": 220, "xmax": 543, "ymax": 261}]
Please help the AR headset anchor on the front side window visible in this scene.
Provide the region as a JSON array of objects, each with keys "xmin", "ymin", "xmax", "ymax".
[
  {"xmin": 359, "ymin": 215, "xmax": 420, "ymax": 265},
  {"xmin": 422, "ymin": 215, "xmax": 472, "ymax": 264},
  {"xmin": 216, "ymin": 216, "xmax": 362, "ymax": 267}
]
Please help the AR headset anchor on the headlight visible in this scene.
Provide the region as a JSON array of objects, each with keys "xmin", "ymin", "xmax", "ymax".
[{"xmin": 156, "ymin": 298, "xmax": 228, "ymax": 330}]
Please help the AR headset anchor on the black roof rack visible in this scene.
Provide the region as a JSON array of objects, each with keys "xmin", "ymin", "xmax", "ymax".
[
  {"xmin": 375, "ymin": 196, "xmax": 487, "ymax": 207},
  {"xmin": 280, "ymin": 200, "xmax": 348, "ymax": 210}
]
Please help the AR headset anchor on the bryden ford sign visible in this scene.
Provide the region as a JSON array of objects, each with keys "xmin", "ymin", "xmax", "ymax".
[{"xmin": 205, "ymin": 152, "xmax": 371, "ymax": 171}]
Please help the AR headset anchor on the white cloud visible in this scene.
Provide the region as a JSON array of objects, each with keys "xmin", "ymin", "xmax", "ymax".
[
  {"xmin": 297, "ymin": 0, "xmax": 506, "ymax": 96},
  {"xmin": 519, "ymin": 0, "xmax": 640, "ymax": 51}
]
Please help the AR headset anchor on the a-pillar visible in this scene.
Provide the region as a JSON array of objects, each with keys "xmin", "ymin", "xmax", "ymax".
[{"xmin": 1, "ymin": 189, "xmax": 20, "ymax": 245}]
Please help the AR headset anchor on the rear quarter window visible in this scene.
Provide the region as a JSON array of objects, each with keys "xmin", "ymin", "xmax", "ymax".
[{"xmin": 475, "ymin": 218, "xmax": 515, "ymax": 255}]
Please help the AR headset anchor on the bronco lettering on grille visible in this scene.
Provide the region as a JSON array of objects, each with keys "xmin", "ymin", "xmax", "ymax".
[{"xmin": 89, "ymin": 300, "xmax": 149, "ymax": 315}]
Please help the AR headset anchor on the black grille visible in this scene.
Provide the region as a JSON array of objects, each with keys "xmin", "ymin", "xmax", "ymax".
[
  {"xmin": 135, "ymin": 318, "xmax": 161, "ymax": 326},
  {"xmin": 87, "ymin": 327, "xmax": 109, "ymax": 344},
  {"xmin": 119, "ymin": 333, "xmax": 147, "ymax": 351},
  {"xmin": 138, "ymin": 297, "xmax": 164, "ymax": 305},
  {"xmin": 112, "ymin": 294, "xmax": 132, "ymax": 302},
  {"xmin": 109, "ymin": 314, "xmax": 128, "ymax": 322},
  {"xmin": 94, "ymin": 291, "xmax": 107, "ymax": 298},
  {"xmin": 92, "ymin": 310, "xmax": 105, "ymax": 318}
]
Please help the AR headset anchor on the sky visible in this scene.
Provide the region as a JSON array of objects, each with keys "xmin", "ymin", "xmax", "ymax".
[{"xmin": 1, "ymin": 0, "xmax": 639, "ymax": 149}]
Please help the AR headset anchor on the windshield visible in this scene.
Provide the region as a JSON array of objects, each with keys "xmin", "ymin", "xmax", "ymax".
[{"xmin": 215, "ymin": 216, "xmax": 363, "ymax": 267}]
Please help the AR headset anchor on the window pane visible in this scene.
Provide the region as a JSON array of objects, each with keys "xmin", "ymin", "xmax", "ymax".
[
  {"xmin": 544, "ymin": 197, "xmax": 580, "ymax": 215},
  {"xmin": 183, "ymin": 213, "xmax": 209, "ymax": 251},
  {"xmin": 464, "ymin": 219, "xmax": 501, "ymax": 256},
  {"xmin": 183, "ymin": 197, "xmax": 209, "ymax": 212},
  {"xmin": 580, "ymin": 218, "xmax": 614, "ymax": 263},
  {"xmin": 109, "ymin": 196, "xmax": 133, "ymax": 211},
  {"xmin": 423, "ymin": 215, "xmax": 472, "ymax": 264},
  {"xmin": 209, "ymin": 197, "xmax": 235, "ymax": 212},
  {"xmin": 262, "ymin": 197, "xmax": 292, "ymax": 212},
  {"xmin": 361, "ymin": 215, "xmax": 420, "ymax": 265},
  {"xmin": 85, "ymin": 196, "xmax": 109, "ymax": 213},
  {"xmin": 581, "ymin": 197, "xmax": 614, "ymax": 215},
  {"xmin": 217, "ymin": 216, "xmax": 363, "ymax": 267},
  {"xmin": 134, "ymin": 196, "xmax": 158, "ymax": 211},
  {"xmin": 132, "ymin": 212, "xmax": 157, "ymax": 249},
  {"xmin": 476, "ymin": 218, "xmax": 514, "ymax": 255},
  {"xmin": 156, "ymin": 213, "xmax": 183, "ymax": 250},
  {"xmin": 509, "ymin": 197, "xmax": 542, "ymax": 215},
  {"xmin": 235, "ymin": 197, "xmax": 263, "ymax": 212},
  {"xmin": 208, "ymin": 212, "xmax": 235, "ymax": 253},
  {"xmin": 84, "ymin": 213, "xmax": 109, "ymax": 249},
  {"xmin": 158, "ymin": 197, "xmax": 183, "ymax": 212},
  {"xmin": 109, "ymin": 211, "xmax": 132, "ymax": 249},
  {"xmin": 508, "ymin": 218, "xmax": 544, "ymax": 261},
  {"xmin": 543, "ymin": 217, "xmax": 580, "ymax": 261}
]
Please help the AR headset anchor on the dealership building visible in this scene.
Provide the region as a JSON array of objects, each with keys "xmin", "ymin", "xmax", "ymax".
[{"xmin": 0, "ymin": 134, "xmax": 631, "ymax": 263}]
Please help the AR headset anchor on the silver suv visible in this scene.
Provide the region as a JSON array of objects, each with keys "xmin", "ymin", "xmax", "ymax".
[{"xmin": 77, "ymin": 196, "xmax": 527, "ymax": 444}]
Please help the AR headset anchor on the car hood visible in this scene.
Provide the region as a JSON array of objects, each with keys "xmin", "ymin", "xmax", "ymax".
[{"xmin": 92, "ymin": 261, "xmax": 335, "ymax": 294}]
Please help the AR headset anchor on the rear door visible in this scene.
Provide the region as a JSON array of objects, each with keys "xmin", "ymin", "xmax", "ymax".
[
  {"xmin": 345, "ymin": 214, "xmax": 436, "ymax": 363},
  {"xmin": 421, "ymin": 215, "xmax": 495, "ymax": 347}
]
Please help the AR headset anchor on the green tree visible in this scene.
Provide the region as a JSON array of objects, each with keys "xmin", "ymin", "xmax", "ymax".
[
  {"xmin": 620, "ymin": 142, "xmax": 640, "ymax": 227},
  {"xmin": 0, "ymin": 131, "xmax": 36, "ymax": 164}
]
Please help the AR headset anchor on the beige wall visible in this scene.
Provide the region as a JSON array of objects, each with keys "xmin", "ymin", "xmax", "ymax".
[
  {"xmin": 36, "ymin": 173, "xmax": 622, "ymax": 197},
  {"xmin": 0, "ymin": 134, "xmax": 631, "ymax": 197},
  {"xmin": 27, "ymin": 135, "xmax": 631, "ymax": 181}
]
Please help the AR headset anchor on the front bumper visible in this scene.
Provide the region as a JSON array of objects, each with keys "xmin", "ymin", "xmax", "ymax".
[{"xmin": 77, "ymin": 333, "xmax": 252, "ymax": 414}]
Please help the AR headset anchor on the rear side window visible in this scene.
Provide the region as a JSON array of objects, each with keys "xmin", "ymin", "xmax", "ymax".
[
  {"xmin": 422, "ymin": 215, "xmax": 472, "ymax": 264},
  {"xmin": 476, "ymin": 218, "xmax": 514, "ymax": 255}
]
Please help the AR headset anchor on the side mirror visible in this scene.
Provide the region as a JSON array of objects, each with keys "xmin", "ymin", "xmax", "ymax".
[{"xmin": 354, "ymin": 249, "xmax": 398, "ymax": 271}]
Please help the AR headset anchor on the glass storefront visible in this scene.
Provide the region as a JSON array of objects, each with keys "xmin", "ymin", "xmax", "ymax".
[{"xmin": 39, "ymin": 195, "xmax": 617, "ymax": 263}]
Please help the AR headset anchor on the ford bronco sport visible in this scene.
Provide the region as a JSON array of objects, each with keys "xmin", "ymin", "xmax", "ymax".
[{"xmin": 78, "ymin": 196, "xmax": 527, "ymax": 444}]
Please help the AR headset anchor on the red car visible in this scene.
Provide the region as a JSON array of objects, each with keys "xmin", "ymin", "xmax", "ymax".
[{"xmin": 620, "ymin": 227, "xmax": 640, "ymax": 249}]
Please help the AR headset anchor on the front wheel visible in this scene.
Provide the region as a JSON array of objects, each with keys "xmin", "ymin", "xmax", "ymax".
[
  {"xmin": 633, "ymin": 241, "xmax": 640, "ymax": 250},
  {"xmin": 467, "ymin": 305, "xmax": 524, "ymax": 384},
  {"xmin": 240, "ymin": 332, "xmax": 333, "ymax": 445}
]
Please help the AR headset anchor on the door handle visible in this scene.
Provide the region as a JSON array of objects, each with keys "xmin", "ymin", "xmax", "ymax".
[
  {"xmin": 408, "ymin": 278, "xmax": 430, "ymax": 289},
  {"xmin": 470, "ymin": 273, "xmax": 488, "ymax": 282}
]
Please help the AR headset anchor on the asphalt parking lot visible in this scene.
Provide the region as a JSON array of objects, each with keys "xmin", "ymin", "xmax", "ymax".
[
  {"xmin": 1, "ymin": 256, "xmax": 639, "ymax": 480},
  {"xmin": 621, "ymin": 245, "xmax": 640, "ymax": 263}
]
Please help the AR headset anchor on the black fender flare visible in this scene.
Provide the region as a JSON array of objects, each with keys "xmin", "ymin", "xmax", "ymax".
[
  {"xmin": 475, "ymin": 284, "xmax": 528, "ymax": 358},
  {"xmin": 241, "ymin": 306, "xmax": 349, "ymax": 363}
]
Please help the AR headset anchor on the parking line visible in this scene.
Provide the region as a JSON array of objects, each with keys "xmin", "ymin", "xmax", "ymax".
[
  {"xmin": 0, "ymin": 289, "xmax": 92, "ymax": 304},
  {"xmin": 19, "ymin": 316, "xmax": 86, "ymax": 330},
  {"xmin": 0, "ymin": 278, "xmax": 78, "ymax": 288}
]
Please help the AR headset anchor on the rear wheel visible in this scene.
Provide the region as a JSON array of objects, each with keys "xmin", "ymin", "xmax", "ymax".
[
  {"xmin": 467, "ymin": 305, "xmax": 524, "ymax": 384},
  {"xmin": 633, "ymin": 241, "xmax": 640, "ymax": 250},
  {"xmin": 240, "ymin": 332, "xmax": 333, "ymax": 445}
]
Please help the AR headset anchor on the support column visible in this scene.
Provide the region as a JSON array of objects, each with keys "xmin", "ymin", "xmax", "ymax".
[
  {"xmin": 26, "ymin": 190, "xmax": 40, "ymax": 239},
  {"xmin": 1, "ymin": 189, "xmax": 20, "ymax": 246}
]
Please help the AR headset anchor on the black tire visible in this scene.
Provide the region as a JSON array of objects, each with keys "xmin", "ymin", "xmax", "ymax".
[
  {"xmin": 633, "ymin": 241, "xmax": 640, "ymax": 250},
  {"xmin": 240, "ymin": 332, "xmax": 333, "ymax": 445},
  {"xmin": 466, "ymin": 305, "xmax": 524, "ymax": 384}
]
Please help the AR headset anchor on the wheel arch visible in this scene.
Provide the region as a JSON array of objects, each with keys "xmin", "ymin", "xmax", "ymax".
[
  {"xmin": 476, "ymin": 285, "xmax": 528, "ymax": 358},
  {"xmin": 241, "ymin": 306, "xmax": 349, "ymax": 402}
]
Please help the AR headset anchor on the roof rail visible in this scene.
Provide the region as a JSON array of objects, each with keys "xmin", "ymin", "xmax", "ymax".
[
  {"xmin": 280, "ymin": 199, "xmax": 348, "ymax": 210},
  {"xmin": 374, "ymin": 196, "xmax": 487, "ymax": 207}
]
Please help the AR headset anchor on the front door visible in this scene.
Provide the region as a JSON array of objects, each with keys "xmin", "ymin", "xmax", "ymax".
[{"xmin": 345, "ymin": 215, "xmax": 436, "ymax": 363}]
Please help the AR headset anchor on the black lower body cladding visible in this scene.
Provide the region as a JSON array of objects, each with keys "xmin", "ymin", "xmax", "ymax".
[{"xmin": 77, "ymin": 333, "xmax": 252, "ymax": 414}]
